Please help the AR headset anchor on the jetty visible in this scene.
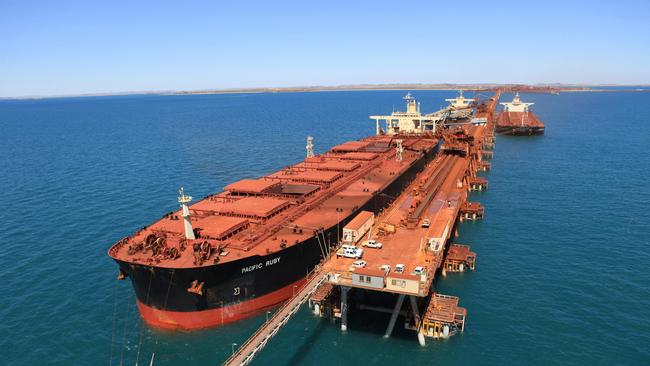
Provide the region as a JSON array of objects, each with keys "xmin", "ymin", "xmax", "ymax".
[{"xmin": 222, "ymin": 90, "xmax": 501, "ymax": 365}]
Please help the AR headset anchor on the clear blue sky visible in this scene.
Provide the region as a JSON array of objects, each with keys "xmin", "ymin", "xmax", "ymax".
[{"xmin": 1, "ymin": 0, "xmax": 649, "ymax": 97}]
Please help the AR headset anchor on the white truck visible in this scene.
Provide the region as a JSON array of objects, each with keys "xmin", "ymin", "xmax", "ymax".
[{"xmin": 336, "ymin": 245, "xmax": 364, "ymax": 259}]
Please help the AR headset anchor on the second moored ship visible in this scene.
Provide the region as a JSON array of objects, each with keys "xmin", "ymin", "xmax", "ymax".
[{"xmin": 496, "ymin": 93, "xmax": 545, "ymax": 135}]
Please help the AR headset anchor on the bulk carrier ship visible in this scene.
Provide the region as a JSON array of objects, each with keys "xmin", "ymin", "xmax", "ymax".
[
  {"xmin": 496, "ymin": 93, "xmax": 545, "ymax": 135},
  {"xmin": 108, "ymin": 94, "xmax": 443, "ymax": 329}
]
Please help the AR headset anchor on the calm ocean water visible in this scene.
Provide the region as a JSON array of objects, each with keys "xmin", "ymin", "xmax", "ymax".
[{"xmin": 0, "ymin": 90, "xmax": 649, "ymax": 365}]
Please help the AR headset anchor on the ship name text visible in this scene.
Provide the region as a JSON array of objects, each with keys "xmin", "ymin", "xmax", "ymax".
[{"xmin": 241, "ymin": 257, "xmax": 281, "ymax": 273}]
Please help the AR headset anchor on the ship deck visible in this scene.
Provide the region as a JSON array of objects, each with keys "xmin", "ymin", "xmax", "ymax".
[
  {"xmin": 109, "ymin": 135, "xmax": 440, "ymax": 268},
  {"xmin": 497, "ymin": 111, "xmax": 545, "ymax": 128}
]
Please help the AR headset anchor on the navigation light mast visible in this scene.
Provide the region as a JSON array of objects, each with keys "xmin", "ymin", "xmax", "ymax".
[
  {"xmin": 306, "ymin": 136, "xmax": 314, "ymax": 158},
  {"xmin": 178, "ymin": 187, "xmax": 195, "ymax": 240}
]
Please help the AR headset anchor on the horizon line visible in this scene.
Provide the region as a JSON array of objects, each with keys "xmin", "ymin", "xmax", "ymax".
[{"xmin": 2, "ymin": 82, "xmax": 649, "ymax": 100}]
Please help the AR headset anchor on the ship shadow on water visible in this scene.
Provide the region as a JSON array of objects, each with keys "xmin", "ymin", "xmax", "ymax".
[
  {"xmin": 283, "ymin": 321, "xmax": 328, "ymax": 366},
  {"xmin": 279, "ymin": 301, "xmax": 426, "ymax": 366}
]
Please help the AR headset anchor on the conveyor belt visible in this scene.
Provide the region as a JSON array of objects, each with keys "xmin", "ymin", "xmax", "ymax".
[{"xmin": 409, "ymin": 155, "xmax": 457, "ymax": 221}]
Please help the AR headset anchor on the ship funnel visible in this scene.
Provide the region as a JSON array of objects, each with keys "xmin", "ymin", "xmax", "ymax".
[
  {"xmin": 178, "ymin": 187, "xmax": 196, "ymax": 240},
  {"xmin": 306, "ymin": 136, "xmax": 314, "ymax": 158}
]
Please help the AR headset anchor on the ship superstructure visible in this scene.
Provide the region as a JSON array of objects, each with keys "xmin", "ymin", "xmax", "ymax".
[
  {"xmin": 109, "ymin": 95, "xmax": 442, "ymax": 330},
  {"xmin": 444, "ymin": 90, "xmax": 475, "ymax": 119},
  {"xmin": 496, "ymin": 93, "xmax": 545, "ymax": 135},
  {"xmin": 370, "ymin": 93, "xmax": 443, "ymax": 135},
  {"xmin": 370, "ymin": 92, "xmax": 481, "ymax": 136}
]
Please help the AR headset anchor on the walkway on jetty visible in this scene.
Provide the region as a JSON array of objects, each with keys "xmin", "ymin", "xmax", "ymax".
[{"xmin": 222, "ymin": 271, "xmax": 327, "ymax": 366}]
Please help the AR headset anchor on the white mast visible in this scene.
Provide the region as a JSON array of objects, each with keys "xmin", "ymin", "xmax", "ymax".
[
  {"xmin": 178, "ymin": 187, "xmax": 195, "ymax": 240},
  {"xmin": 396, "ymin": 139, "xmax": 404, "ymax": 162},
  {"xmin": 306, "ymin": 136, "xmax": 314, "ymax": 158}
]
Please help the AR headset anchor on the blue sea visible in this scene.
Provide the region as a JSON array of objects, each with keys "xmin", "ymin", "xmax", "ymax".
[{"xmin": 0, "ymin": 90, "xmax": 649, "ymax": 365}]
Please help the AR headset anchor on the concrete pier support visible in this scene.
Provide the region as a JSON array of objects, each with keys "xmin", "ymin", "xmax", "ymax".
[
  {"xmin": 409, "ymin": 296, "xmax": 426, "ymax": 346},
  {"xmin": 384, "ymin": 294, "xmax": 405, "ymax": 338},
  {"xmin": 341, "ymin": 286, "xmax": 350, "ymax": 331}
]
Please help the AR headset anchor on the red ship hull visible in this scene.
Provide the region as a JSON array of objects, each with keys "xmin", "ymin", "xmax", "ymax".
[
  {"xmin": 496, "ymin": 111, "xmax": 545, "ymax": 136},
  {"xmin": 137, "ymin": 277, "xmax": 308, "ymax": 330}
]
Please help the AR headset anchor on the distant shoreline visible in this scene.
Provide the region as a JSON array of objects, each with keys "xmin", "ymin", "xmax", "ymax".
[
  {"xmin": 2, "ymin": 83, "xmax": 648, "ymax": 100},
  {"xmin": 168, "ymin": 84, "xmax": 622, "ymax": 96}
]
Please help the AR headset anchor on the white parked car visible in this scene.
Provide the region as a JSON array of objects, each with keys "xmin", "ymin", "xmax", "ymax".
[
  {"xmin": 421, "ymin": 219, "xmax": 430, "ymax": 228},
  {"xmin": 395, "ymin": 264, "xmax": 405, "ymax": 273},
  {"xmin": 353, "ymin": 260, "xmax": 367, "ymax": 268},
  {"xmin": 380, "ymin": 264, "xmax": 391, "ymax": 274},
  {"xmin": 413, "ymin": 266, "xmax": 426, "ymax": 275},
  {"xmin": 336, "ymin": 246, "xmax": 363, "ymax": 259},
  {"xmin": 362, "ymin": 239, "xmax": 383, "ymax": 249}
]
